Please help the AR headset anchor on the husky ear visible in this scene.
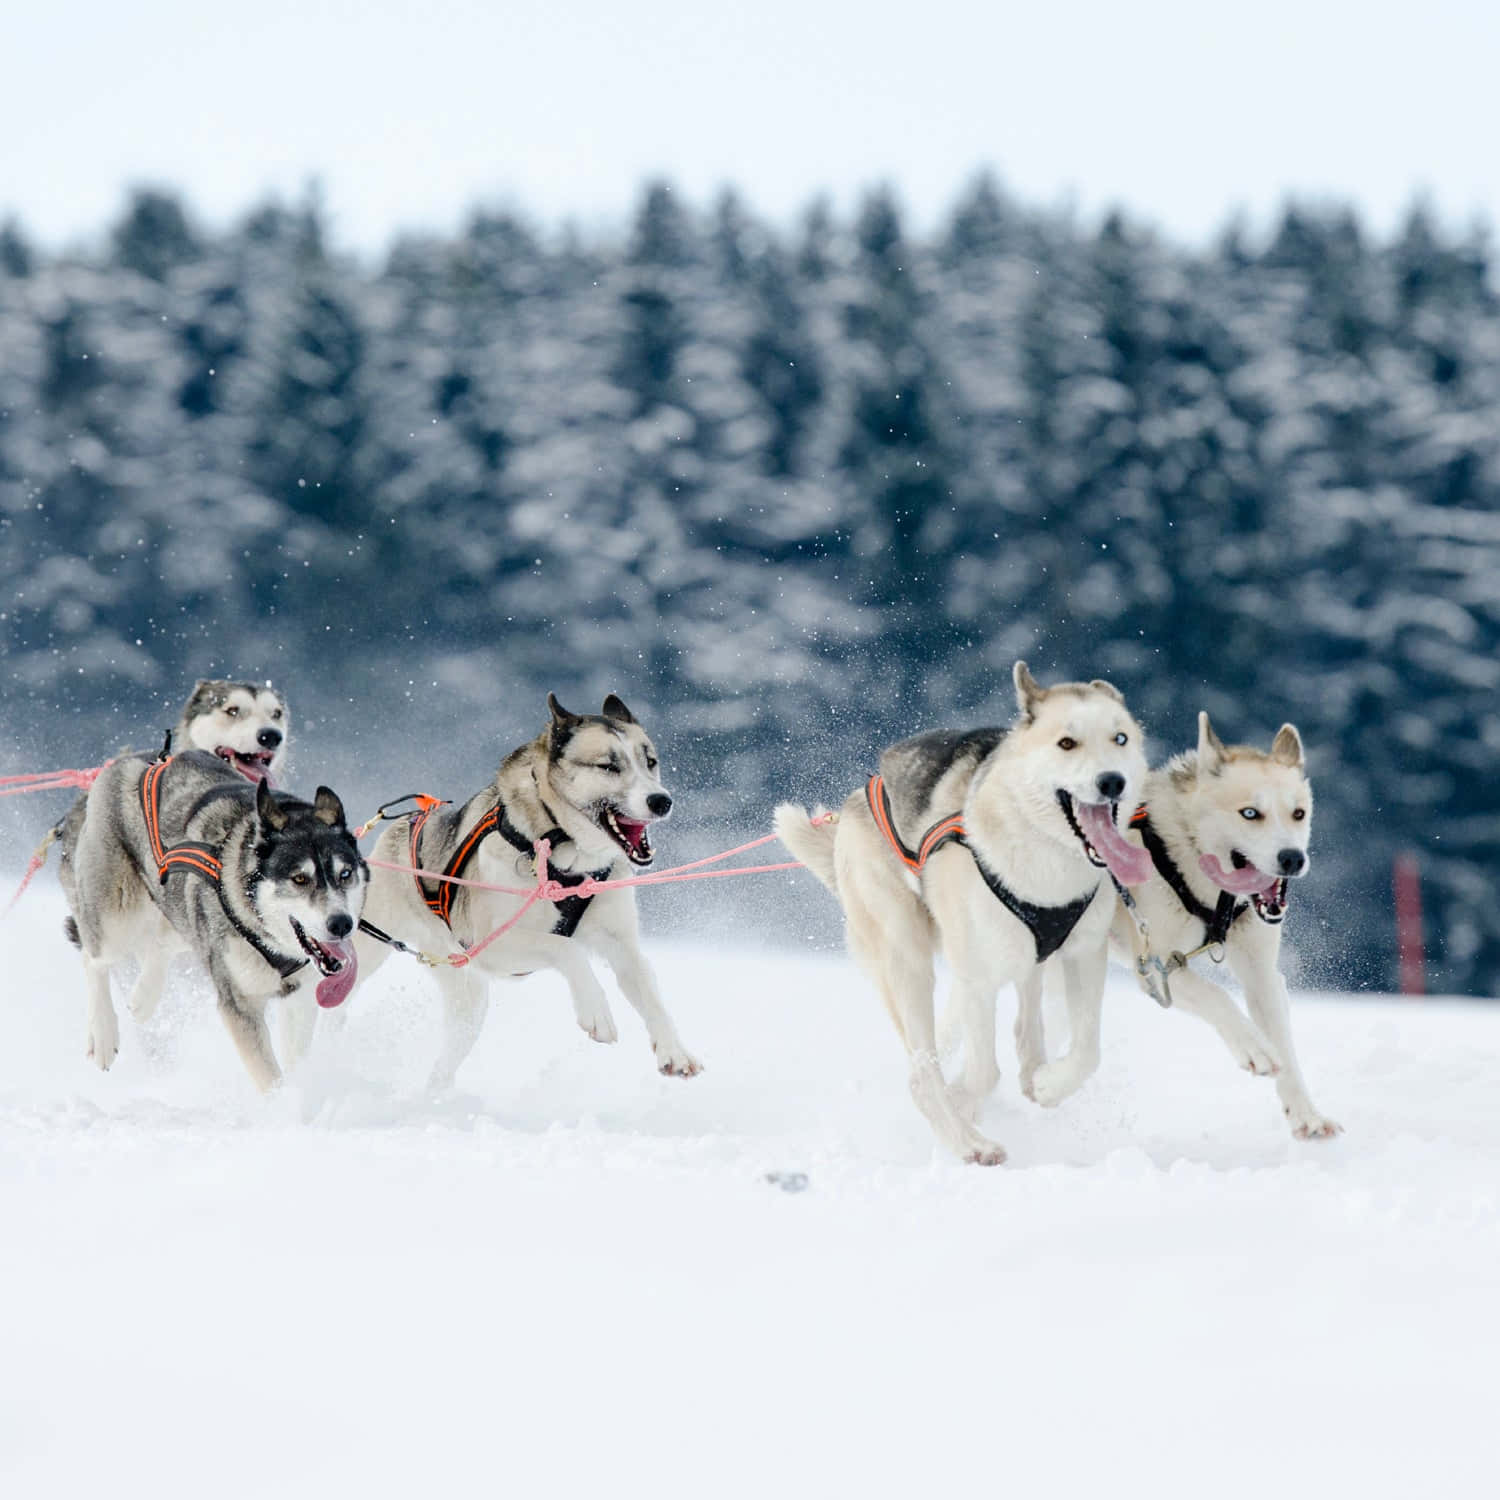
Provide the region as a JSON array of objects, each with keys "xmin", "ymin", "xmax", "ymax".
[
  {"xmin": 1197, "ymin": 711, "xmax": 1228, "ymax": 775},
  {"xmin": 601, "ymin": 693, "xmax": 636, "ymax": 725},
  {"xmin": 1089, "ymin": 678, "xmax": 1125, "ymax": 705},
  {"xmin": 256, "ymin": 777, "xmax": 289, "ymax": 832},
  {"xmin": 1270, "ymin": 722, "xmax": 1304, "ymax": 768},
  {"xmin": 1013, "ymin": 661, "xmax": 1046, "ymax": 722},
  {"xmin": 312, "ymin": 786, "xmax": 346, "ymax": 827},
  {"xmin": 547, "ymin": 692, "xmax": 580, "ymax": 727}
]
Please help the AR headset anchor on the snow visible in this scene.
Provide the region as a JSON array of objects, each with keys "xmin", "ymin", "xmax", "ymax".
[{"xmin": 3, "ymin": 886, "xmax": 1498, "ymax": 1499}]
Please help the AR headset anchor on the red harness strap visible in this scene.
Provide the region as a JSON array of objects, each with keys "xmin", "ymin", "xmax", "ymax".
[{"xmin": 864, "ymin": 774, "xmax": 965, "ymax": 874}]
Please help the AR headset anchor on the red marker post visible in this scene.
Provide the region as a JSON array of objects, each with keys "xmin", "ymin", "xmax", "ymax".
[{"xmin": 1392, "ymin": 852, "xmax": 1425, "ymax": 998}]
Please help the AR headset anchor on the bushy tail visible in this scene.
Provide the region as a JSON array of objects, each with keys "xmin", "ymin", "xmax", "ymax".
[{"xmin": 774, "ymin": 803, "xmax": 839, "ymax": 895}]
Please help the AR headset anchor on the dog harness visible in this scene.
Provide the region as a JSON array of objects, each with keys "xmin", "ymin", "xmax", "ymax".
[
  {"xmin": 1128, "ymin": 805, "xmax": 1249, "ymax": 944},
  {"xmin": 407, "ymin": 793, "xmax": 613, "ymax": 939},
  {"xmin": 864, "ymin": 774, "xmax": 1097, "ymax": 963},
  {"xmin": 138, "ymin": 756, "xmax": 308, "ymax": 980}
]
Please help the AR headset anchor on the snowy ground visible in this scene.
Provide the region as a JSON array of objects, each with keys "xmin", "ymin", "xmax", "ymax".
[{"xmin": 3, "ymin": 886, "xmax": 1498, "ymax": 1499}]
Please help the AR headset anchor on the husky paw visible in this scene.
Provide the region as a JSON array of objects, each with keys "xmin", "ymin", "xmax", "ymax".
[
  {"xmin": 962, "ymin": 1138, "xmax": 1008, "ymax": 1167},
  {"xmin": 86, "ymin": 1016, "xmax": 119, "ymax": 1072},
  {"xmin": 128, "ymin": 982, "xmax": 163, "ymax": 1024},
  {"xmin": 575, "ymin": 1004, "xmax": 618, "ymax": 1045},
  {"xmin": 1018, "ymin": 1065, "xmax": 1040, "ymax": 1103},
  {"xmin": 1288, "ymin": 1106, "xmax": 1343, "ymax": 1140},
  {"xmin": 1230, "ymin": 1032, "xmax": 1281, "ymax": 1077},
  {"xmin": 653, "ymin": 1041, "xmax": 702, "ymax": 1078},
  {"xmin": 1030, "ymin": 1059, "xmax": 1087, "ymax": 1108}
]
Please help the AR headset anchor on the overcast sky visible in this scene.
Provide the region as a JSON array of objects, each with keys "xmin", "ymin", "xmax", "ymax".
[{"xmin": 5, "ymin": 0, "xmax": 1497, "ymax": 256}]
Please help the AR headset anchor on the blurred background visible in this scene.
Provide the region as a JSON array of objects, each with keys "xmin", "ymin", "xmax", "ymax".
[{"xmin": 2, "ymin": 2, "xmax": 1497, "ymax": 995}]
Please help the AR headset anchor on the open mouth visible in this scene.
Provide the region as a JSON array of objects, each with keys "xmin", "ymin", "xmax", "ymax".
[
  {"xmin": 1199, "ymin": 851, "xmax": 1290, "ymax": 923},
  {"xmin": 600, "ymin": 805, "xmax": 655, "ymax": 866},
  {"xmin": 216, "ymin": 745, "xmax": 276, "ymax": 783},
  {"xmin": 289, "ymin": 917, "xmax": 359, "ymax": 1007},
  {"xmin": 1057, "ymin": 790, "xmax": 1153, "ymax": 885}
]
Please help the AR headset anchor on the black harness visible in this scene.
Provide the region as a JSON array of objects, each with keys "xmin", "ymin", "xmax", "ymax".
[
  {"xmin": 865, "ymin": 774, "xmax": 1098, "ymax": 963},
  {"xmin": 1128, "ymin": 806, "xmax": 1246, "ymax": 947},
  {"xmin": 139, "ymin": 757, "xmax": 308, "ymax": 981},
  {"xmin": 408, "ymin": 793, "xmax": 613, "ymax": 940}
]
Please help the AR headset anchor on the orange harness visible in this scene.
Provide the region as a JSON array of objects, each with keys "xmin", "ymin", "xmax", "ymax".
[
  {"xmin": 863, "ymin": 773, "xmax": 1097, "ymax": 962},
  {"xmin": 138, "ymin": 755, "xmax": 308, "ymax": 979}
]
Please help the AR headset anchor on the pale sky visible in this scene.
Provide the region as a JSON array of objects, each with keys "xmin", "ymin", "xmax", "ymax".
[{"xmin": 4, "ymin": 0, "xmax": 1497, "ymax": 257}]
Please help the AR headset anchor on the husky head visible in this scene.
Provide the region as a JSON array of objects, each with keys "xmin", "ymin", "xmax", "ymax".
[
  {"xmin": 1007, "ymin": 662, "xmax": 1153, "ymax": 885},
  {"xmin": 1185, "ymin": 713, "xmax": 1312, "ymax": 919},
  {"xmin": 251, "ymin": 780, "xmax": 368, "ymax": 1007},
  {"xmin": 544, "ymin": 693, "xmax": 672, "ymax": 868},
  {"xmin": 179, "ymin": 679, "xmax": 289, "ymax": 785}
]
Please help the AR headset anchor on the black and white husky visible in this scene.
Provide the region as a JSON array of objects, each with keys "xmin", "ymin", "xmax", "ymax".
[
  {"xmin": 59, "ymin": 751, "xmax": 366, "ymax": 1091},
  {"xmin": 353, "ymin": 694, "xmax": 700, "ymax": 1089},
  {"xmin": 777, "ymin": 663, "xmax": 1153, "ymax": 1163},
  {"xmin": 1021, "ymin": 711, "xmax": 1338, "ymax": 1138}
]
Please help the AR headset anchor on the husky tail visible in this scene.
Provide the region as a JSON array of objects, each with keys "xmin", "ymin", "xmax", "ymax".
[{"xmin": 774, "ymin": 803, "xmax": 839, "ymax": 894}]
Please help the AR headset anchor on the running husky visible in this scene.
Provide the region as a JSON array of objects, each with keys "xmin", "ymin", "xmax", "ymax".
[
  {"xmin": 776, "ymin": 663, "xmax": 1153, "ymax": 1163},
  {"xmin": 50, "ymin": 679, "xmax": 293, "ymax": 1027},
  {"xmin": 1018, "ymin": 712, "xmax": 1339, "ymax": 1138},
  {"xmin": 59, "ymin": 751, "xmax": 366, "ymax": 1090},
  {"xmin": 353, "ymin": 693, "xmax": 699, "ymax": 1089}
]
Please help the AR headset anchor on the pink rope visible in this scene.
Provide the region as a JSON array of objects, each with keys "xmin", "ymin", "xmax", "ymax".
[
  {"xmin": 0, "ymin": 764, "xmax": 108, "ymax": 798},
  {"xmin": 3, "ymin": 844, "xmax": 53, "ymax": 919},
  {"xmin": 363, "ymin": 816, "xmax": 832, "ymax": 967}
]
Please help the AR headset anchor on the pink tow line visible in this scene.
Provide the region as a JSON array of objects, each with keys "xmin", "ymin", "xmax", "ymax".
[
  {"xmin": 365, "ymin": 815, "xmax": 833, "ymax": 968},
  {"xmin": 1, "ymin": 762, "xmax": 110, "ymax": 918}
]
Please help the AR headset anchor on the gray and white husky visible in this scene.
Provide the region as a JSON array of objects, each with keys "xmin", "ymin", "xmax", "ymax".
[
  {"xmin": 1020, "ymin": 711, "xmax": 1339, "ymax": 1138},
  {"xmin": 353, "ymin": 693, "xmax": 700, "ymax": 1089},
  {"xmin": 776, "ymin": 663, "xmax": 1153, "ymax": 1163},
  {"xmin": 172, "ymin": 678, "xmax": 290, "ymax": 783},
  {"xmin": 59, "ymin": 751, "xmax": 366, "ymax": 1091}
]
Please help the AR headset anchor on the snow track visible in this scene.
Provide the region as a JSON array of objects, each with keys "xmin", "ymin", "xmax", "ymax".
[{"xmin": 2, "ymin": 890, "xmax": 1497, "ymax": 1498}]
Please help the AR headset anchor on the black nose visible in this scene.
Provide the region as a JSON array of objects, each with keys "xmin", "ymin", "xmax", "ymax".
[
  {"xmin": 258, "ymin": 728, "xmax": 282, "ymax": 749},
  {"xmin": 327, "ymin": 911, "xmax": 353, "ymax": 939},
  {"xmin": 1277, "ymin": 848, "xmax": 1307, "ymax": 877},
  {"xmin": 1095, "ymin": 771, "xmax": 1126, "ymax": 802},
  {"xmin": 647, "ymin": 793, "xmax": 672, "ymax": 817}
]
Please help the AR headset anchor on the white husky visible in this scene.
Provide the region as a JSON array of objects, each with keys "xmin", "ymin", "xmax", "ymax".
[
  {"xmin": 1018, "ymin": 711, "xmax": 1340, "ymax": 1139},
  {"xmin": 776, "ymin": 663, "xmax": 1153, "ymax": 1163}
]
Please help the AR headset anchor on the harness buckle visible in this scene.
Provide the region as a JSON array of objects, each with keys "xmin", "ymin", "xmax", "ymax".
[{"xmin": 1135, "ymin": 952, "xmax": 1173, "ymax": 1008}]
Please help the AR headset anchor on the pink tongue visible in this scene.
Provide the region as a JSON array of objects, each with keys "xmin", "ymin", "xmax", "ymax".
[
  {"xmin": 1198, "ymin": 853, "xmax": 1280, "ymax": 896},
  {"xmin": 619, "ymin": 818, "xmax": 647, "ymax": 853},
  {"xmin": 315, "ymin": 942, "xmax": 358, "ymax": 1008},
  {"xmin": 1074, "ymin": 802, "xmax": 1154, "ymax": 886}
]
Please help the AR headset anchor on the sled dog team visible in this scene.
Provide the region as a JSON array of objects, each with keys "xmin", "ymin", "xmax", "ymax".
[{"xmin": 51, "ymin": 665, "xmax": 1338, "ymax": 1162}]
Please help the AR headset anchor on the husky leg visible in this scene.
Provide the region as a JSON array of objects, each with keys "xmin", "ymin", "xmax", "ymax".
[
  {"xmin": 1234, "ymin": 961, "xmax": 1341, "ymax": 1139},
  {"xmin": 589, "ymin": 923, "xmax": 701, "ymax": 1077},
  {"xmin": 125, "ymin": 912, "xmax": 175, "ymax": 1023},
  {"xmin": 214, "ymin": 988, "xmax": 281, "ymax": 1093},
  {"xmin": 947, "ymin": 976, "xmax": 1001, "ymax": 1121},
  {"xmin": 1156, "ymin": 965, "xmax": 1280, "ymax": 1077},
  {"xmin": 83, "ymin": 955, "xmax": 120, "ymax": 1071},
  {"xmin": 486, "ymin": 931, "xmax": 618, "ymax": 1047},
  {"xmin": 1014, "ymin": 969, "xmax": 1047, "ymax": 1101},
  {"xmin": 842, "ymin": 848, "xmax": 1007, "ymax": 1165},
  {"xmin": 278, "ymin": 989, "xmax": 319, "ymax": 1072},
  {"xmin": 428, "ymin": 962, "xmax": 490, "ymax": 1092},
  {"xmin": 1030, "ymin": 950, "xmax": 1106, "ymax": 1107}
]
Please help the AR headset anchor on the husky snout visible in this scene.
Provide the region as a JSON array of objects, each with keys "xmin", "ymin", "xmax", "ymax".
[
  {"xmin": 1095, "ymin": 771, "xmax": 1126, "ymax": 802},
  {"xmin": 1277, "ymin": 847, "xmax": 1308, "ymax": 877},
  {"xmin": 647, "ymin": 792, "xmax": 672, "ymax": 817},
  {"xmin": 327, "ymin": 910, "xmax": 354, "ymax": 938},
  {"xmin": 258, "ymin": 727, "xmax": 283, "ymax": 749}
]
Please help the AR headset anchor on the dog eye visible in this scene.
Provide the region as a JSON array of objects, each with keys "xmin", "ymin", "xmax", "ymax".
[
  {"xmin": 1292, "ymin": 808, "xmax": 1306, "ymax": 822},
  {"xmin": 1113, "ymin": 732, "xmax": 1128, "ymax": 746},
  {"xmin": 595, "ymin": 762, "xmax": 619, "ymax": 773},
  {"xmin": 1057, "ymin": 737, "xmax": 1077, "ymax": 751},
  {"xmin": 1239, "ymin": 808, "xmax": 1261, "ymax": 821},
  {"xmin": 291, "ymin": 872, "xmax": 311, "ymax": 886},
  {"xmin": 224, "ymin": 705, "xmax": 239, "ymax": 718},
  {"xmin": 337, "ymin": 867, "xmax": 353, "ymax": 883},
  {"xmin": 646, "ymin": 755, "xmax": 658, "ymax": 770},
  {"xmin": 272, "ymin": 709, "xmax": 283, "ymax": 721}
]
